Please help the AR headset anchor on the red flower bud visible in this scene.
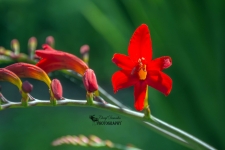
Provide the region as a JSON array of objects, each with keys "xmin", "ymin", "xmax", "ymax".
[
  {"xmin": 51, "ymin": 79, "xmax": 63, "ymax": 100},
  {"xmin": 35, "ymin": 44, "xmax": 89, "ymax": 75},
  {"xmin": 80, "ymin": 45, "xmax": 90, "ymax": 64},
  {"xmin": 83, "ymin": 69, "xmax": 98, "ymax": 93},
  {"xmin": 6, "ymin": 63, "xmax": 52, "ymax": 88},
  {"xmin": 80, "ymin": 45, "xmax": 89, "ymax": 54},
  {"xmin": 46, "ymin": 36, "xmax": 55, "ymax": 48},
  {"xmin": 22, "ymin": 81, "xmax": 33, "ymax": 93}
]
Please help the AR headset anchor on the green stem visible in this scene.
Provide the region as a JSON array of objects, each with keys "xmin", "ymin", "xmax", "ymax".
[
  {"xmin": 145, "ymin": 117, "xmax": 214, "ymax": 150},
  {"xmin": 0, "ymin": 99, "xmax": 215, "ymax": 150}
]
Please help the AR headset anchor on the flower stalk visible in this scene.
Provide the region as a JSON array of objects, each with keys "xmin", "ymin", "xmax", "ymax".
[
  {"xmin": 21, "ymin": 91, "xmax": 29, "ymax": 107},
  {"xmin": 143, "ymin": 105, "xmax": 151, "ymax": 120}
]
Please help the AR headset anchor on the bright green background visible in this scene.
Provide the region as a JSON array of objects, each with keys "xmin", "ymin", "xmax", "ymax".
[{"xmin": 0, "ymin": 0, "xmax": 224, "ymax": 149}]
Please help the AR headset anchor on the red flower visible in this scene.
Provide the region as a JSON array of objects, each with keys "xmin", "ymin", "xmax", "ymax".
[
  {"xmin": 112, "ymin": 24, "xmax": 172, "ymax": 111},
  {"xmin": 35, "ymin": 44, "xmax": 89, "ymax": 76}
]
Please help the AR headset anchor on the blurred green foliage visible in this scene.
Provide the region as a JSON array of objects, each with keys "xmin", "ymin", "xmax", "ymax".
[{"xmin": 0, "ymin": 0, "xmax": 224, "ymax": 149}]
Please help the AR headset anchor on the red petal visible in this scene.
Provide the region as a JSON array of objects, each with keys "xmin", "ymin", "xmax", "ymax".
[
  {"xmin": 36, "ymin": 58, "xmax": 57, "ymax": 71},
  {"xmin": 36, "ymin": 47, "xmax": 88, "ymax": 75},
  {"xmin": 134, "ymin": 81, "xmax": 148, "ymax": 111},
  {"xmin": 146, "ymin": 70, "xmax": 172, "ymax": 95},
  {"xmin": 148, "ymin": 56, "xmax": 172, "ymax": 71},
  {"xmin": 37, "ymin": 60, "xmax": 71, "ymax": 74},
  {"xmin": 128, "ymin": 24, "xmax": 152, "ymax": 62},
  {"xmin": 35, "ymin": 50, "xmax": 61, "ymax": 59},
  {"xmin": 112, "ymin": 53, "xmax": 135, "ymax": 70},
  {"xmin": 112, "ymin": 70, "xmax": 138, "ymax": 93}
]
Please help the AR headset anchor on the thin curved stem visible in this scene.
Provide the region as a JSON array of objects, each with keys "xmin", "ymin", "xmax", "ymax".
[{"xmin": 0, "ymin": 98, "xmax": 215, "ymax": 150}]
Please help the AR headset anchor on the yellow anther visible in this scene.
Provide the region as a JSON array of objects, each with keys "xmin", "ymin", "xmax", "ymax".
[{"xmin": 138, "ymin": 65, "xmax": 147, "ymax": 80}]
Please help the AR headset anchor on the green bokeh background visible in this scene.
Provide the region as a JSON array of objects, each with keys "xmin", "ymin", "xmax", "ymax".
[{"xmin": 0, "ymin": 0, "xmax": 224, "ymax": 149}]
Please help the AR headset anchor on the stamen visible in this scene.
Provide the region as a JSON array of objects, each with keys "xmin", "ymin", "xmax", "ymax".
[
  {"xmin": 138, "ymin": 64, "xmax": 147, "ymax": 80},
  {"xmin": 138, "ymin": 58, "xmax": 143, "ymax": 66}
]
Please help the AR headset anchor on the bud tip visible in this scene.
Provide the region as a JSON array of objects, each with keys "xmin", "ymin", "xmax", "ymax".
[
  {"xmin": 80, "ymin": 45, "xmax": 90, "ymax": 54},
  {"xmin": 46, "ymin": 36, "xmax": 55, "ymax": 47}
]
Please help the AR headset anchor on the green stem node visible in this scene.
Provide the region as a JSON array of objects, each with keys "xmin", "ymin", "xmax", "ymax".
[{"xmin": 86, "ymin": 92, "xmax": 94, "ymax": 105}]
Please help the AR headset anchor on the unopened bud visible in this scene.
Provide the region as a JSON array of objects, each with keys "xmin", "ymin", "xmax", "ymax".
[
  {"xmin": 0, "ymin": 47, "xmax": 13, "ymax": 58},
  {"xmin": 46, "ymin": 36, "xmax": 55, "ymax": 48},
  {"xmin": 80, "ymin": 45, "xmax": 89, "ymax": 64},
  {"xmin": 0, "ymin": 47, "xmax": 5, "ymax": 54},
  {"xmin": 22, "ymin": 81, "xmax": 33, "ymax": 93},
  {"xmin": 105, "ymin": 140, "xmax": 114, "ymax": 148},
  {"xmin": 50, "ymin": 79, "xmax": 63, "ymax": 100},
  {"xmin": 80, "ymin": 45, "xmax": 89, "ymax": 54},
  {"xmin": 89, "ymin": 135, "xmax": 102, "ymax": 144},
  {"xmin": 83, "ymin": 69, "xmax": 98, "ymax": 93},
  {"xmin": 79, "ymin": 135, "xmax": 89, "ymax": 144},
  {"xmin": 11, "ymin": 39, "xmax": 20, "ymax": 55},
  {"xmin": 28, "ymin": 37, "xmax": 37, "ymax": 59},
  {"xmin": 52, "ymin": 136, "xmax": 80, "ymax": 146}
]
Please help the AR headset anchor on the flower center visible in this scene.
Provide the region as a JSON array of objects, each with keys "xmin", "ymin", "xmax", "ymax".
[{"xmin": 137, "ymin": 58, "xmax": 147, "ymax": 80}]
